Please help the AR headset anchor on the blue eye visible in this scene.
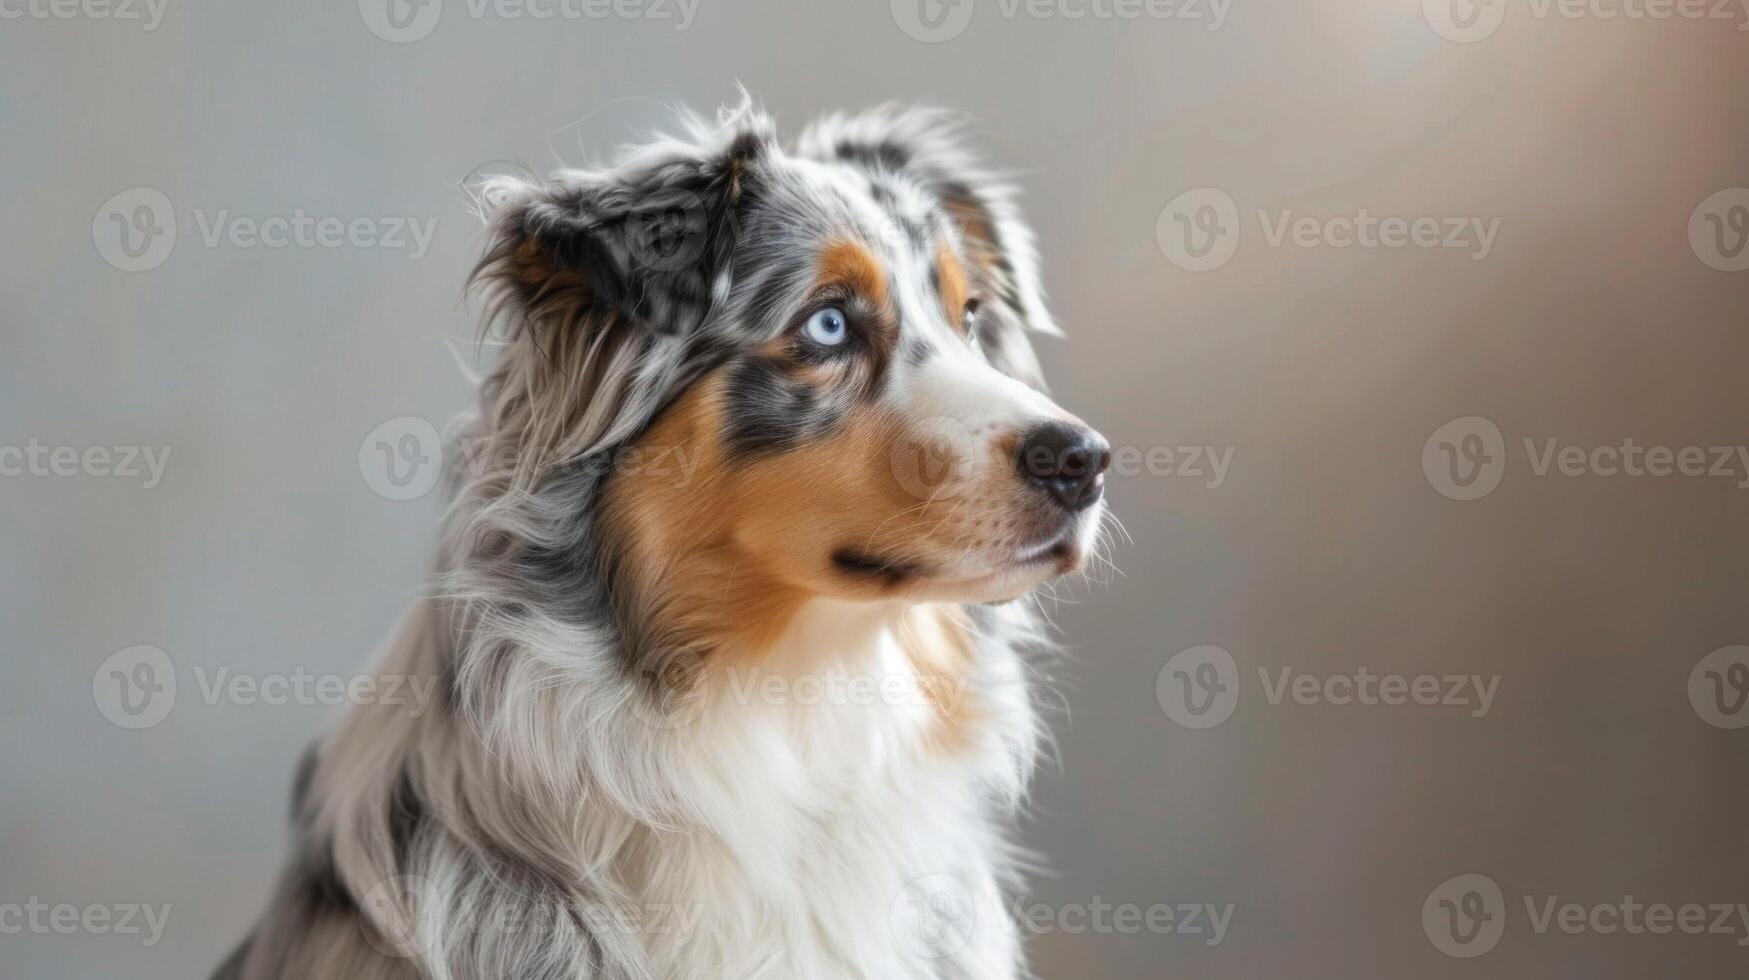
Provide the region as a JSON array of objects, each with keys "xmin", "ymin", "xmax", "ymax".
[{"xmin": 803, "ymin": 306, "xmax": 849, "ymax": 346}]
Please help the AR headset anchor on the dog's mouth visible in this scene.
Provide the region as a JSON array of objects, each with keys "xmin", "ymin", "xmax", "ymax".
[
  {"xmin": 831, "ymin": 516, "xmax": 1088, "ymax": 594},
  {"xmin": 1011, "ymin": 528, "xmax": 1077, "ymax": 567}
]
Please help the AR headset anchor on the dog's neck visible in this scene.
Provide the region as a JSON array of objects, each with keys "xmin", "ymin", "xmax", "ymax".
[
  {"xmin": 734, "ymin": 596, "xmax": 975, "ymax": 708},
  {"xmin": 659, "ymin": 589, "xmax": 979, "ymax": 758},
  {"xmin": 749, "ymin": 596, "xmax": 905, "ymax": 670},
  {"xmin": 598, "ymin": 521, "xmax": 979, "ymax": 748}
]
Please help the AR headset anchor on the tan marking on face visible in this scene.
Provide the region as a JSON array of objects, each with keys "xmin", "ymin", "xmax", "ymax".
[
  {"xmin": 724, "ymin": 404, "xmax": 993, "ymax": 599},
  {"xmin": 597, "ymin": 375, "xmax": 809, "ymax": 665},
  {"xmin": 817, "ymin": 238, "xmax": 890, "ymax": 311},
  {"xmin": 936, "ymin": 242, "xmax": 971, "ymax": 333},
  {"xmin": 598, "ymin": 362, "xmax": 1041, "ymax": 667}
]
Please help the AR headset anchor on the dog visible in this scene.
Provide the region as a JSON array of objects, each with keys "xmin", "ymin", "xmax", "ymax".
[{"xmin": 212, "ymin": 95, "xmax": 1112, "ymax": 980}]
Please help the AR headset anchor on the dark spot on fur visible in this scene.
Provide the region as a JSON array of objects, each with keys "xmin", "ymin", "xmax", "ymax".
[
  {"xmin": 722, "ymin": 358, "xmax": 846, "ymax": 457},
  {"xmin": 836, "ymin": 139, "xmax": 911, "ymax": 171},
  {"xmin": 977, "ymin": 317, "xmax": 1006, "ymax": 358},
  {"xmin": 743, "ymin": 267, "xmax": 802, "ymax": 334},
  {"xmin": 506, "ymin": 464, "xmax": 616, "ymax": 629},
  {"xmin": 902, "ymin": 217, "xmax": 929, "ymax": 252},
  {"xmin": 831, "ymin": 548, "xmax": 924, "ymax": 588},
  {"xmin": 387, "ymin": 767, "xmax": 426, "ymax": 867},
  {"xmin": 867, "ymin": 181, "xmax": 898, "ymax": 210},
  {"xmin": 298, "ymin": 840, "xmax": 357, "ymax": 915},
  {"xmin": 290, "ymin": 743, "xmax": 319, "ymax": 824}
]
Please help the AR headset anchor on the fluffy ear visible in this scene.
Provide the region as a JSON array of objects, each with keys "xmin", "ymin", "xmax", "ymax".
[
  {"xmin": 461, "ymin": 103, "xmax": 777, "ymax": 480},
  {"xmin": 797, "ymin": 105, "xmax": 1064, "ymax": 345},
  {"xmin": 472, "ymin": 104, "xmax": 777, "ymax": 338}
]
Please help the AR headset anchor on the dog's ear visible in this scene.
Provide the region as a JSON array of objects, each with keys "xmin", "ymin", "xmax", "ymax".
[
  {"xmin": 472, "ymin": 104, "xmax": 777, "ymax": 337},
  {"xmin": 797, "ymin": 106, "xmax": 1061, "ymax": 386},
  {"xmin": 462, "ymin": 102, "xmax": 778, "ymax": 479}
]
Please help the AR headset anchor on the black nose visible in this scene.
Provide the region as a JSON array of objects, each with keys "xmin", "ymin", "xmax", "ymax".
[{"xmin": 1016, "ymin": 421, "xmax": 1111, "ymax": 511}]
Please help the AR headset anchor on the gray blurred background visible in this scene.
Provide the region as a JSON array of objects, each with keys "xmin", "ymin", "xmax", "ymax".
[{"xmin": 3, "ymin": 1, "xmax": 1748, "ymax": 976}]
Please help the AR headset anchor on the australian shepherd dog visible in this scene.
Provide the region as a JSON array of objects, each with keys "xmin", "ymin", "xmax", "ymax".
[{"xmin": 213, "ymin": 96, "xmax": 1113, "ymax": 980}]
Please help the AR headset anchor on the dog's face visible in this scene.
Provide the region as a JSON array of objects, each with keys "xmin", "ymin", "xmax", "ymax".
[{"xmin": 472, "ymin": 103, "xmax": 1108, "ymax": 624}]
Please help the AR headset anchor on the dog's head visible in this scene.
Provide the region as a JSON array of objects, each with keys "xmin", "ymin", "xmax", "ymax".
[{"xmin": 467, "ymin": 99, "xmax": 1108, "ymax": 645}]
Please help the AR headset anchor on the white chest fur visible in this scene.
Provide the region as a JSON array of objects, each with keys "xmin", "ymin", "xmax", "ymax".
[{"xmin": 633, "ymin": 599, "xmax": 1034, "ymax": 979}]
